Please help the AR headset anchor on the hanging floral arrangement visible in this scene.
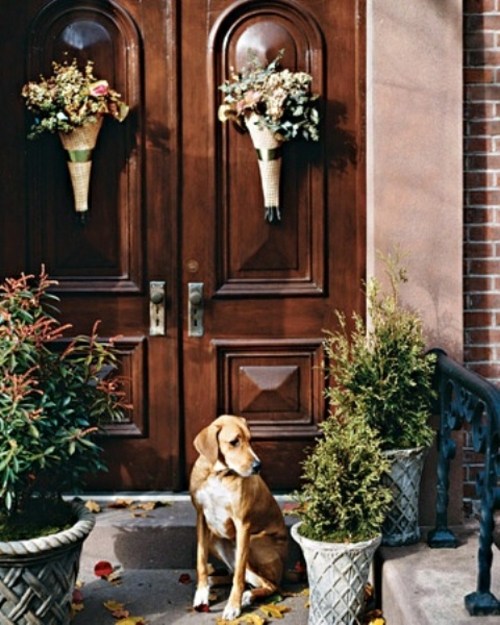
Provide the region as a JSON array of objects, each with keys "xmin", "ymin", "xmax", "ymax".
[
  {"xmin": 21, "ymin": 58, "xmax": 129, "ymax": 217},
  {"xmin": 218, "ymin": 49, "xmax": 320, "ymax": 223}
]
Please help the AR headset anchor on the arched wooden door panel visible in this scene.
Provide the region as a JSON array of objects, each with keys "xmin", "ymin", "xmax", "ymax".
[{"xmin": 0, "ymin": 0, "xmax": 364, "ymax": 491}]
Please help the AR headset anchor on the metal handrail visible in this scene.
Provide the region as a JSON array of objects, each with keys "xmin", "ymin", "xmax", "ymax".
[{"xmin": 427, "ymin": 348, "xmax": 500, "ymax": 616}]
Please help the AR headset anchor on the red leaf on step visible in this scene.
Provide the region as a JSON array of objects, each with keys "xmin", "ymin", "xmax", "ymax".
[
  {"xmin": 94, "ymin": 560, "xmax": 114, "ymax": 578},
  {"xmin": 178, "ymin": 573, "xmax": 192, "ymax": 584},
  {"xmin": 194, "ymin": 603, "xmax": 210, "ymax": 612}
]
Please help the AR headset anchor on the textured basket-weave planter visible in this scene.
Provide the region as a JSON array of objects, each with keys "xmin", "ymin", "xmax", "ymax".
[
  {"xmin": 382, "ymin": 446, "xmax": 427, "ymax": 546},
  {"xmin": 0, "ymin": 500, "xmax": 95, "ymax": 625},
  {"xmin": 58, "ymin": 117, "xmax": 103, "ymax": 214},
  {"xmin": 245, "ymin": 112, "xmax": 283, "ymax": 223},
  {"xmin": 291, "ymin": 522, "xmax": 381, "ymax": 625}
]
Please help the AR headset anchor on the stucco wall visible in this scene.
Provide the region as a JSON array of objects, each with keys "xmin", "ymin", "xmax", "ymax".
[{"xmin": 367, "ymin": 0, "xmax": 463, "ymax": 525}]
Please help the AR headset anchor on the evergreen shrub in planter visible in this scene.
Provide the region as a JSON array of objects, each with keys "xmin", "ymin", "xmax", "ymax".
[{"xmin": 322, "ymin": 252, "xmax": 436, "ymax": 545}]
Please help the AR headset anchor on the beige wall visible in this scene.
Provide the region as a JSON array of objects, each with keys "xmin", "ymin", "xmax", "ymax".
[{"xmin": 367, "ymin": 0, "xmax": 463, "ymax": 524}]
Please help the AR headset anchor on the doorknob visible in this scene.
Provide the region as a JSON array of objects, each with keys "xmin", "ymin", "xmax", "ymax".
[
  {"xmin": 149, "ymin": 281, "xmax": 166, "ymax": 336},
  {"xmin": 188, "ymin": 282, "xmax": 204, "ymax": 337}
]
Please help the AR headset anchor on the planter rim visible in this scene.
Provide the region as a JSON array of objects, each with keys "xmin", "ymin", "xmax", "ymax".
[
  {"xmin": 0, "ymin": 499, "xmax": 95, "ymax": 557},
  {"xmin": 382, "ymin": 446, "xmax": 428, "ymax": 458},
  {"xmin": 290, "ymin": 521, "xmax": 381, "ymax": 553}
]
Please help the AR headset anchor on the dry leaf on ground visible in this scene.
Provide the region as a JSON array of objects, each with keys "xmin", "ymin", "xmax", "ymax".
[
  {"xmin": 259, "ymin": 603, "xmax": 290, "ymax": 619},
  {"xmin": 84, "ymin": 500, "xmax": 101, "ymax": 513}
]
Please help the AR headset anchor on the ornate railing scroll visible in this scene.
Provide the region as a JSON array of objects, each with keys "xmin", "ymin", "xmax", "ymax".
[{"xmin": 428, "ymin": 348, "xmax": 500, "ymax": 616}]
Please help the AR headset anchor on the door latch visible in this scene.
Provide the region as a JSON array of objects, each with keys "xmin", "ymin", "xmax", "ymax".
[
  {"xmin": 149, "ymin": 281, "xmax": 166, "ymax": 336},
  {"xmin": 188, "ymin": 282, "xmax": 204, "ymax": 337}
]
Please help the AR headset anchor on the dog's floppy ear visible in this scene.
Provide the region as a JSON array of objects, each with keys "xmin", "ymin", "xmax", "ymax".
[{"xmin": 194, "ymin": 423, "xmax": 220, "ymax": 464}]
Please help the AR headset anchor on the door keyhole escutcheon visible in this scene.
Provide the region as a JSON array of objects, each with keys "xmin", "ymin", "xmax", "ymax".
[
  {"xmin": 149, "ymin": 281, "xmax": 166, "ymax": 336},
  {"xmin": 188, "ymin": 282, "xmax": 204, "ymax": 337}
]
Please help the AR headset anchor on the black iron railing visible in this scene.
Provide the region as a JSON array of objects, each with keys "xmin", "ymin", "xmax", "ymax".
[{"xmin": 428, "ymin": 348, "xmax": 500, "ymax": 616}]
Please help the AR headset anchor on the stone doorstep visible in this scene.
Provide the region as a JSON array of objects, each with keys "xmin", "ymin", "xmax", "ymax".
[
  {"xmin": 77, "ymin": 494, "xmax": 500, "ymax": 624},
  {"xmin": 76, "ymin": 493, "xmax": 303, "ymax": 570}
]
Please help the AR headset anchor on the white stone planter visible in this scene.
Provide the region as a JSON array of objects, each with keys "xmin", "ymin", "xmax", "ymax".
[
  {"xmin": 0, "ymin": 500, "xmax": 95, "ymax": 625},
  {"xmin": 382, "ymin": 446, "xmax": 427, "ymax": 546},
  {"xmin": 291, "ymin": 522, "xmax": 381, "ymax": 625}
]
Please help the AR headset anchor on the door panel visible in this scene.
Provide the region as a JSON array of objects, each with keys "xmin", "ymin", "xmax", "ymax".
[
  {"xmin": 0, "ymin": 0, "xmax": 181, "ymax": 490},
  {"xmin": 0, "ymin": 0, "xmax": 364, "ymax": 492},
  {"xmin": 182, "ymin": 1, "xmax": 365, "ymax": 489}
]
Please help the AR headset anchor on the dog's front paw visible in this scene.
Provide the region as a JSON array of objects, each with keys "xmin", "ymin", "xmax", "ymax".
[
  {"xmin": 222, "ymin": 602, "xmax": 241, "ymax": 620},
  {"xmin": 242, "ymin": 590, "xmax": 253, "ymax": 607},
  {"xmin": 193, "ymin": 585, "xmax": 210, "ymax": 611}
]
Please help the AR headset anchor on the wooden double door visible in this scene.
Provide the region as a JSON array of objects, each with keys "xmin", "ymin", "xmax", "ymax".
[{"xmin": 0, "ymin": 0, "xmax": 365, "ymax": 491}]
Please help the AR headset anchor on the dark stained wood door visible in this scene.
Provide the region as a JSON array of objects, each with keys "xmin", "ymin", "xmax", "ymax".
[
  {"xmin": 0, "ymin": 0, "xmax": 365, "ymax": 492},
  {"xmin": 181, "ymin": 1, "xmax": 366, "ymax": 489}
]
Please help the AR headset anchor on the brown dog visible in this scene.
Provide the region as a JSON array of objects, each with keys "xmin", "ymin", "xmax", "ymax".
[{"xmin": 189, "ymin": 415, "xmax": 288, "ymax": 620}]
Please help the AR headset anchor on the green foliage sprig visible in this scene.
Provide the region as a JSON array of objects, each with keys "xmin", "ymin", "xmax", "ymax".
[
  {"xmin": 21, "ymin": 58, "xmax": 129, "ymax": 139},
  {"xmin": 323, "ymin": 252, "xmax": 436, "ymax": 450},
  {"xmin": 296, "ymin": 413, "xmax": 392, "ymax": 543},
  {"xmin": 0, "ymin": 268, "xmax": 128, "ymax": 517},
  {"xmin": 218, "ymin": 49, "xmax": 320, "ymax": 142}
]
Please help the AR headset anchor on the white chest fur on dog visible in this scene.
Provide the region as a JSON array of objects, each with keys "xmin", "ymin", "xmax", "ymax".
[{"xmin": 194, "ymin": 475, "xmax": 235, "ymax": 539}]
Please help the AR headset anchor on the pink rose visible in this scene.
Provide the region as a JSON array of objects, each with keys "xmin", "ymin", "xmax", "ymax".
[{"xmin": 89, "ymin": 80, "xmax": 109, "ymax": 97}]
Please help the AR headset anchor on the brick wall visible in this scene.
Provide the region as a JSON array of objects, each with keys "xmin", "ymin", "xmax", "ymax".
[{"xmin": 464, "ymin": 0, "xmax": 500, "ymax": 508}]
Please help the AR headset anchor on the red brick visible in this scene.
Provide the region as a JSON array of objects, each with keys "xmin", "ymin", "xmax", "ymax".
[
  {"xmin": 465, "ymin": 171, "xmax": 495, "ymax": 188},
  {"xmin": 465, "ymin": 137, "xmax": 492, "ymax": 152},
  {"xmin": 467, "ymin": 224, "xmax": 500, "ymax": 240},
  {"xmin": 464, "ymin": 310, "xmax": 495, "ymax": 327},
  {"xmin": 465, "ymin": 207, "xmax": 495, "ymax": 223},
  {"xmin": 467, "ymin": 153, "xmax": 500, "ymax": 169},
  {"xmin": 464, "ymin": 345, "xmax": 495, "ymax": 361},
  {"xmin": 469, "ymin": 190, "xmax": 500, "ymax": 204},
  {"xmin": 467, "ymin": 84, "xmax": 500, "ymax": 100},
  {"xmin": 465, "ymin": 328, "xmax": 500, "ymax": 344},
  {"xmin": 464, "ymin": 0, "xmax": 496, "ymax": 12},
  {"xmin": 467, "ymin": 119, "xmax": 500, "ymax": 134},
  {"xmin": 465, "ymin": 67, "xmax": 496, "ymax": 84},
  {"xmin": 465, "ymin": 101, "xmax": 495, "ymax": 119},
  {"xmin": 469, "ymin": 362, "xmax": 500, "ymax": 378},
  {"xmin": 468, "ymin": 292, "xmax": 500, "ymax": 308},
  {"xmin": 465, "ymin": 242, "xmax": 495, "ymax": 259},
  {"xmin": 468, "ymin": 258, "xmax": 500, "ymax": 273},
  {"xmin": 464, "ymin": 276, "xmax": 494, "ymax": 291}
]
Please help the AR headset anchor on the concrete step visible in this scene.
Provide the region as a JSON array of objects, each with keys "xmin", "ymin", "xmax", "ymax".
[
  {"xmin": 379, "ymin": 523, "xmax": 500, "ymax": 625},
  {"xmin": 78, "ymin": 493, "xmax": 302, "ymax": 570},
  {"xmin": 74, "ymin": 493, "xmax": 308, "ymax": 625},
  {"xmin": 74, "ymin": 494, "xmax": 500, "ymax": 624}
]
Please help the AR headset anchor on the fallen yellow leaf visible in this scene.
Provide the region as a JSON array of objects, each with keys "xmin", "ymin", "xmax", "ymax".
[
  {"xmin": 103, "ymin": 600, "xmax": 125, "ymax": 612},
  {"xmin": 70, "ymin": 602, "xmax": 84, "ymax": 615},
  {"xmin": 115, "ymin": 617, "xmax": 146, "ymax": 625},
  {"xmin": 84, "ymin": 500, "xmax": 101, "ymax": 513},
  {"xmin": 215, "ymin": 613, "xmax": 266, "ymax": 625},
  {"xmin": 259, "ymin": 603, "xmax": 289, "ymax": 618}
]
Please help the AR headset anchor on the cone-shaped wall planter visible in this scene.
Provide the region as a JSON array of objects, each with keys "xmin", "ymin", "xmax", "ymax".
[
  {"xmin": 58, "ymin": 117, "xmax": 103, "ymax": 215},
  {"xmin": 245, "ymin": 112, "xmax": 283, "ymax": 223}
]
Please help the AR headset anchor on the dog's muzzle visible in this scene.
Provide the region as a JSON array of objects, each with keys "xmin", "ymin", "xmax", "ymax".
[{"xmin": 251, "ymin": 459, "xmax": 262, "ymax": 475}]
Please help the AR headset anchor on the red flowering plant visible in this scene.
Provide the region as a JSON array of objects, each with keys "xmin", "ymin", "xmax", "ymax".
[
  {"xmin": 21, "ymin": 58, "xmax": 129, "ymax": 139},
  {"xmin": 0, "ymin": 268, "xmax": 128, "ymax": 538}
]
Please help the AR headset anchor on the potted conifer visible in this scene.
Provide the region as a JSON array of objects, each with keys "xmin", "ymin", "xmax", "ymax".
[
  {"xmin": 322, "ymin": 252, "xmax": 436, "ymax": 546},
  {"xmin": 291, "ymin": 410, "xmax": 392, "ymax": 625},
  {"xmin": 0, "ymin": 268, "xmax": 127, "ymax": 625}
]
